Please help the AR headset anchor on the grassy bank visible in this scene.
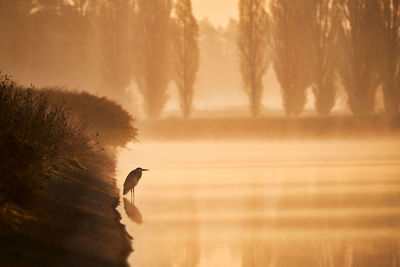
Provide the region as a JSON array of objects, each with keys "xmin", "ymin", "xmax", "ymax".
[
  {"xmin": 139, "ymin": 116, "xmax": 400, "ymax": 141},
  {"xmin": 0, "ymin": 74, "xmax": 136, "ymax": 266},
  {"xmin": 0, "ymin": 153, "xmax": 131, "ymax": 266}
]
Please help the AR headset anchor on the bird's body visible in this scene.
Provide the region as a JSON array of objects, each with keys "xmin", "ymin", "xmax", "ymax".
[
  {"xmin": 123, "ymin": 167, "xmax": 149, "ymax": 201},
  {"xmin": 123, "ymin": 169, "xmax": 142, "ymax": 195}
]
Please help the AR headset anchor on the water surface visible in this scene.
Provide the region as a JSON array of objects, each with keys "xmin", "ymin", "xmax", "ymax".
[{"xmin": 117, "ymin": 141, "xmax": 400, "ymax": 267}]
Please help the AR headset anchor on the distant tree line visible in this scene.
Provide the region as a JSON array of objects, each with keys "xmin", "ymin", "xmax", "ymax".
[
  {"xmin": 1, "ymin": 0, "xmax": 399, "ymax": 118},
  {"xmin": 240, "ymin": 0, "xmax": 400, "ymax": 117},
  {"xmin": 0, "ymin": 0, "xmax": 199, "ymax": 119}
]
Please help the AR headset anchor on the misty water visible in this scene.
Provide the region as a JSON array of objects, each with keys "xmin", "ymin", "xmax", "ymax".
[{"xmin": 116, "ymin": 141, "xmax": 400, "ymax": 267}]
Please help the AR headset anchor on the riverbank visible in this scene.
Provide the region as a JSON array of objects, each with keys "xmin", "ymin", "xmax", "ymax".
[
  {"xmin": 0, "ymin": 75, "xmax": 136, "ymax": 266},
  {"xmin": 0, "ymin": 152, "xmax": 131, "ymax": 266},
  {"xmin": 139, "ymin": 115, "xmax": 400, "ymax": 140}
]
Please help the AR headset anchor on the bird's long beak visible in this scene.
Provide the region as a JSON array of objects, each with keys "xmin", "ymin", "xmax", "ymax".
[{"xmin": 142, "ymin": 169, "xmax": 149, "ymax": 171}]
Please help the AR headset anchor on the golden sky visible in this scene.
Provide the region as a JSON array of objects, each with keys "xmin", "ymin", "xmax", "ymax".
[{"xmin": 192, "ymin": 0, "xmax": 238, "ymax": 26}]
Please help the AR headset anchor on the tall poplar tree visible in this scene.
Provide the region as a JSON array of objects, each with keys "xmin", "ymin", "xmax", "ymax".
[
  {"xmin": 134, "ymin": 0, "xmax": 173, "ymax": 119},
  {"xmin": 238, "ymin": 0, "xmax": 270, "ymax": 117},
  {"xmin": 171, "ymin": 0, "xmax": 200, "ymax": 118}
]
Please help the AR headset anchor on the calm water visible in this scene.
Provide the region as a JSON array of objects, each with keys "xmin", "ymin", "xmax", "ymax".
[{"xmin": 116, "ymin": 141, "xmax": 400, "ymax": 267}]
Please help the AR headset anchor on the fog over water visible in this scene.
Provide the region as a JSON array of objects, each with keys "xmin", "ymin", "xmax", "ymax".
[
  {"xmin": 117, "ymin": 140, "xmax": 400, "ymax": 267},
  {"xmin": 2, "ymin": 1, "xmax": 400, "ymax": 266}
]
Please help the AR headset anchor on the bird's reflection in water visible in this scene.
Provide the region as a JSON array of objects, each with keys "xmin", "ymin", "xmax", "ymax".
[{"xmin": 123, "ymin": 197, "xmax": 143, "ymax": 224}]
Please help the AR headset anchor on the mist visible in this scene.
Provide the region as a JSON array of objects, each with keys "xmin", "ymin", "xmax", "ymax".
[
  {"xmin": 1, "ymin": 1, "xmax": 400, "ymax": 267},
  {"xmin": 0, "ymin": 0, "xmax": 354, "ymax": 119}
]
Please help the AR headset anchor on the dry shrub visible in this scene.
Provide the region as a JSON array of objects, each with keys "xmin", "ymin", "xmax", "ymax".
[
  {"xmin": 0, "ymin": 74, "xmax": 95, "ymax": 206},
  {"xmin": 43, "ymin": 88, "xmax": 137, "ymax": 147}
]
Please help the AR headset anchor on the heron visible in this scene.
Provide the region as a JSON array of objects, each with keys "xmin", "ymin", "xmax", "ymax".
[{"xmin": 123, "ymin": 167, "xmax": 149, "ymax": 201}]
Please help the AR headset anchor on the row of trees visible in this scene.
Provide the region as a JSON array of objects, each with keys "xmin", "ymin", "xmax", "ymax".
[
  {"xmin": 1, "ymin": 0, "xmax": 399, "ymax": 118},
  {"xmin": 133, "ymin": 0, "xmax": 200, "ymax": 118},
  {"xmin": 0, "ymin": 0, "xmax": 200, "ymax": 119},
  {"xmin": 239, "ymin": 0, "xmax": 400, "ymax": 117}
]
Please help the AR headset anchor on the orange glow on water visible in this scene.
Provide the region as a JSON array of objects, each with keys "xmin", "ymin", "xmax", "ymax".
[{"xmin": 117, "ymin": 141, "xmax": 400, "ymax": 266}]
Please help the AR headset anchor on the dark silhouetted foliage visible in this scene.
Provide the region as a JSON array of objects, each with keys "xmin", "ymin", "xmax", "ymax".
[
  {"xmin": 0, "ymin": 74, "xmax": 137, "ymax": 208},
  {"xmin": 0, "ymin": 74, "xmax": 92, "ymax": 206},
  {"xmin": 0, "ymin": 134, "xmax": 40, "ymax": 206},
  {"xmin": 44, "ymin": 89, "xmax": 137, "ymax": 147},
  {"xmin": 337, "ymin": 0, "xmax": 384, "ymax": 116},
  {"xmin": 271, "ymin": 0, "xmax": 314, "ymax": 117},
  {"xmin": 379, "ymin": 0, "xmax": 400, "ymax": 116},
  {"xmin": 309, "ymin": 0, "xmax": 342, "ymax": 116}
]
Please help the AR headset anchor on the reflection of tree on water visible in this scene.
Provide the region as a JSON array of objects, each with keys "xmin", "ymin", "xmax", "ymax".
[
  {"xmin": 238, "ymin": 187, "xmax": 278, "ymax": 267},
  {"xmin": 237, "ymin": 183, "xmax": 400, "ymax": 266},
  {"xmin": 239, "ymin": 230, "xmax": 400, "ymax": 266},
  {"xmin": 123, "ymin": 197, "xmax": 143, "ymax": 224},
  {"xmin": 173, "ymin": 198, "xmax": 200, "ymax": 267}
]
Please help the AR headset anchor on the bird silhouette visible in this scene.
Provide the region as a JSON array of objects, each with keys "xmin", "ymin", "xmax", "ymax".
[{"xmin": 123, "ymin": 167, "xmax": 149, "ymax": 201}]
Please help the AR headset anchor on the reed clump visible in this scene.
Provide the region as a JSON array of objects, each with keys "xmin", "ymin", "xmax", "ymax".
[
  {"xmin": 43, "ymin": 88, "xmax": 137, "ymax": 147},
  {"xmin": 0, "ymin": 74, "xmax": 136, "ymax": 210}
]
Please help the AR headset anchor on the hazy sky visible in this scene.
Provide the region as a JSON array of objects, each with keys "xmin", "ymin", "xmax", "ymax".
[{"xmin": 192, "ymin": 0, "xmax": 238, "ymax": 26}]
